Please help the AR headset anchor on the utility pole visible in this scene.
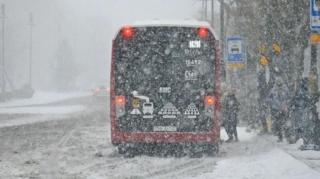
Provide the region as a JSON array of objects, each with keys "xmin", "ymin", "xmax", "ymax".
[
  {"xmin": 29, "ymin": 13, "xmax": 34, "ymax": 87},
  {"xmin": 1, "ymin": 4, "xmax": 5, "ymax": 95},
  {"xmin": 220, "ymin": 0, "xmax": 226, "ymax": 82},
  {"xmin": 202, "ymin": 0, "xmax": 204, "ymax": 21},
  {"xmin": 204, "ymin": 0, "xmax": 207, "ymax": 21},
  {"xmin": 211, "ymin": 0, "xmax": 214, "ymax": 27}
]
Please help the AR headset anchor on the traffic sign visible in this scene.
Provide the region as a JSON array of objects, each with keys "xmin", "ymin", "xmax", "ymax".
[
  {"xmin": 311, "ymin": 0, "xmax": 320, "ymax": 30},
  {"xmin": 260, "ymin": 55, "xmax": 268, "ymax": 66},
  {"xmin": 273, "ymin": 43, "xmax": 281, "ymax": 54},
  {"xmin": 227, "ymin": 63, "xmax": 244, "ymax": 69},
  {"xmin": 226, "ymin": 37, "xmax": 244, "ymax": 63},
  {"xmin": 311, "ymin": 34, "xmax": 320, "ymax": 44}
]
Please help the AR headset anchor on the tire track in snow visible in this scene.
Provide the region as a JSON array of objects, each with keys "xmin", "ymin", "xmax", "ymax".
[
  {"xmin": 142, "ymin": 159, "xmax": 218, "ymax": 179},
  {"xmin": 44, "ymin": 118, "xmax": 83, "ymax": 178}
]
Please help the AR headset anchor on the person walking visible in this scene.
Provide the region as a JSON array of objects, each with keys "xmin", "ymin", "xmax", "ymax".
[
  {"xmin": 225, "ymin": 88, "xmax": 240, "ymax": 142},
  {"xmin": 290, "ymin": 77, "xmax": 309, "ymax": 144},
  {"xmin": 220, "ymin": 83, "xmax": 229, "ymax": 127},
  {"xmin": 257, "ymin": 69, "xmax": 269, "ymax": 135},
  {"xmin": 299, "ymin": 66, "xmax": 320, "ymax": 150},
  {"xmin": 267, "ymin": 77, "xmax": 290, "ymax": 142}
]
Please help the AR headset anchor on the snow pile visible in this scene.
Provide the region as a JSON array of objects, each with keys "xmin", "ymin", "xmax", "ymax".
[
  {"xmin": 0, "ymin": 105, "xmax": 86, "ymax": 114},
  {"xmin": 0, "ymin": 91, "xmax": 91, "ymax": 108}
]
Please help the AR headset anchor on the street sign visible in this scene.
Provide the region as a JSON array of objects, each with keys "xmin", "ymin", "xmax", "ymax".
[
  {"xmin": 226, "ymin": 37, "xmax": 244, "ymax": 63},
  {"xmin": 311, "ymin": 34, "xmax": 320, "ymax": 44},
  {"xmin": 227, "ymin": 63, "xmax": 244, "ymax": 69},
  {"xmin": 273, "ymin": 43, "xmax": 281, "ymax": 54},
  {"xmin": 311, "ymin": 0, "xmax": 320, "ymax": 30},
  {"xmin": 260, "ymin": 55, "xmax": 268, "ymax": 66}
]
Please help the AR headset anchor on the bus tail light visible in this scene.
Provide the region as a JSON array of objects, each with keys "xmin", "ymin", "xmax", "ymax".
[
  {"xmin": 205, "ymin": 96, "xmax": 214, "ymax": 105},
  {"xmin": 123, "ymin": 27, "xmax": 133, "ymax": 37},
  {"xmin": 199, "ymin": 28, "xmax": 208, "ymax": 37},
  {"xmin": 116, "ymin": 96, "xmax": 125, "ymax": 117},
  {"xmin": 205, "ymin": 96, "xmax": 214, "ymax": 117},
  {"xmin": 117, "ymin": 96, "xmax": 125, "ymax": 104}
]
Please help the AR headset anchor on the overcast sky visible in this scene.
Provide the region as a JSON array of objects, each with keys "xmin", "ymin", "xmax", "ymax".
[{"xmin": 0, "ymin": 0, "xmax": 208, "ymax": 90}]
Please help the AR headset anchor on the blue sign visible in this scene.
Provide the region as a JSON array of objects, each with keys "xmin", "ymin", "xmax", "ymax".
[
  {"xmin": 311, "ymin": 0, "xmax": 320, "ymax": 30},
  {"xmin": 227, "ymin": 37, "xmax": 243, "ymax": 62}
]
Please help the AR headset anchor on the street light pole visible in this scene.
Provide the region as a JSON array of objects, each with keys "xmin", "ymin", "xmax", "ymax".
[
  {"xmin": 1, "ymin": 4, "xmax": 5, "ymax": 94},
  {"xmin": 28, "ymin": 13, "xmax": 34, "ymax": 87},
  {"xmin": 211, "ymin": 0, "xmax": 214, "ymax": 27}
]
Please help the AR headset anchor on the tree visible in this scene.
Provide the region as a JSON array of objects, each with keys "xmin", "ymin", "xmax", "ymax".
[
  {"xmin": 196, "ymin": 0, "xmax": 311, "ymax": 128},
  {"xmin": 53, "ymin": 39, "xmax": 78, "ymax": 91}
]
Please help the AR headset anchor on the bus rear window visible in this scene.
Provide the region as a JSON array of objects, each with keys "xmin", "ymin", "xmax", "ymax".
[{"xmin": 114, "ymin": 26, "xmax": 216, "ymax": 96}]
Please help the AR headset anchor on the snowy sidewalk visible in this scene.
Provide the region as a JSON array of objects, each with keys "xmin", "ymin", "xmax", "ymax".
[
  {"xmin": 262, "ymin": 134, "xmax": 320, "ymax": 173},
  {"xmin": 191, "ymin": 127, "xmax": 320, "ymax": 179}
]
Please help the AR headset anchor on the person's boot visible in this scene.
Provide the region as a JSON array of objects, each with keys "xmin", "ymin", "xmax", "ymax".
[
  {"xmin": 225, "ymin": 136, "xmax": 234, "ymax": 143},
  {"xmin": 277, "ymin": 138, "xmax": 283, "ymax": 142},
  {"xmin": 234, "ymin": 137, "xmax": 239, "ymax": 142}
]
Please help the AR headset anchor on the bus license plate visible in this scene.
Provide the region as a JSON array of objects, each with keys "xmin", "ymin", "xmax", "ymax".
[{"xmin": 153, "ymin": 126, "xmax": 177, "ymax": 132}]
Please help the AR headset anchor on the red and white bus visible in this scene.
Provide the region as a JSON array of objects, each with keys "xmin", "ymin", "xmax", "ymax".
[{"xmin": 110, "ymin": 20, "xmax": 221, "ymax": 157}]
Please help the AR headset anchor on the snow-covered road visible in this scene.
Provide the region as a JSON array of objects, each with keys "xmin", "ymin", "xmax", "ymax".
[{"xmin": 0, "ymin": 94, "xmax": 319, "ymax": 179}]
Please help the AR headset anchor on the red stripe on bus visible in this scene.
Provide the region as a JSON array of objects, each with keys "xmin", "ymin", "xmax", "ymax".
[
  {"xmin": 214, "ymin": 40, "xmax": 221, "ymax": 141},
  {"xmin": 110, "ymin": 40, "xmax": 118, "ymax": 143}
]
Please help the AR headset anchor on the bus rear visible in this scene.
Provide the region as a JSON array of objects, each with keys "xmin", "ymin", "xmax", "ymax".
[{"xmin": 110, "ymin": 21, "xmax": 221, "ymax": 156}]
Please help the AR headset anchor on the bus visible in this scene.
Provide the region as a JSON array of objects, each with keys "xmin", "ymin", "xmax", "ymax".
[{"xmin": 110, "ymin": 20, "xmax": 221, "ymax": 157}]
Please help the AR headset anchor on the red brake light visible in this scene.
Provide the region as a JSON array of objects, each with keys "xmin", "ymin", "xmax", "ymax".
[
  {"xmin": 123, "ymin": 27, "xmax": 133, "ymax": 37},
  {"xmin": 205, "ymin": 96, "xmax": 214, "ymax": 105},
  {"xmin": 94, "ymin": 89, "xmax": 99, "ymax": 93},
  {"xmin": 199, "ymin": 28, "xmax": 208, "ymax": 37},
  {"xmin": 117, "ymin": 96, "xmax": 125, "ymax": 104}
]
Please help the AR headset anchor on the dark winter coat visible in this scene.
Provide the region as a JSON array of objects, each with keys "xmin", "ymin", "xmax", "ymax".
[
  {"xmin": 225, "ymin": 94, "xmax": 240, "ymax": 123},
  {"xmin": 267, "ymin": 84, "xmax": 290, "ymax": 111},
  {"xmin": 291, "ymin": 86, "xmax": 309, "ymax": 110}
]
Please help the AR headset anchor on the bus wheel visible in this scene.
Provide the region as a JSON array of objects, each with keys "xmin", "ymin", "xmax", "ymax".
[
  {"xmin": 123, "ymin": 147, "xmax": 137, "ymax": 158},
  {"xmin": 205, "ymin": 144, "xmax": 219, "ymax": 157},
  {"xmin": 118, "ymin": 143, "xmax": 136, "ymax": 158},
  {"xmin": 189, "ymin": 144, "xmax": 203, "ymax": 158},
  {"xmin": 118, "ymin": 145, "xmax": 126, "ymax": 155}
]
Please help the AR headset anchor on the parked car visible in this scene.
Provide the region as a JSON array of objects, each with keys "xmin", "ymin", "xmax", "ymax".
[{"xmin": 93, "ymin": 86, "xmax": 109, "ymax": 101}]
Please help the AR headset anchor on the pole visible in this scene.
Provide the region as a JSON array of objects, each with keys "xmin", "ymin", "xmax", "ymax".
[
  {"xmin": 220, "ymin": 0, "xmax": 225, "ymax": 82},
  {"xmin": 211, "ymin": 0, "xmax": 214, "ymax": 27},
  {"xmin": 202, "ymin": 0, "xmax": 204, "ymax": 21},
  {"xmin": 30, "ymin": 25, "xmax": 32, "ymax": 86},
  {"xmin": 1, "ymin": 4, "xmax": 5, "ymax": 95},
  {"xmin": 245, "ymin": 42, "xmax": 250, "ymax": 132},
  {"xmin": 204, "ymin": 0, "xmax": 207, "ymax": 21},
  {"xmin": 29, "ymin": 13, "xmax": 34, "ymax": 87},
  {"xmin": 1, "ymin": 16, "xmax": 4, "ymax": 94}
]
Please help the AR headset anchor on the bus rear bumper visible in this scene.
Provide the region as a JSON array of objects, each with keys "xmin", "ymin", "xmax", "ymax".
[{"xmin": 111, "ymin": 131, "xmax": 220, "ymax": 146}]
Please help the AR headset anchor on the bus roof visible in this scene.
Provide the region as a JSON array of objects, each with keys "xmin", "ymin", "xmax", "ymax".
[{"xmin": 113, "ymin": 20, "xmax": 219, "ymax": 40}]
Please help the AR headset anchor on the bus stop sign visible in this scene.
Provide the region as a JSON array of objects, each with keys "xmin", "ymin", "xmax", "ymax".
[
  {"xmin": 311, "ymin": 0, "xmax": 320, "ymax": 30},
  {"xmin": 227, "ymin": 37, "xmax": 244, "ymax": 62}
]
